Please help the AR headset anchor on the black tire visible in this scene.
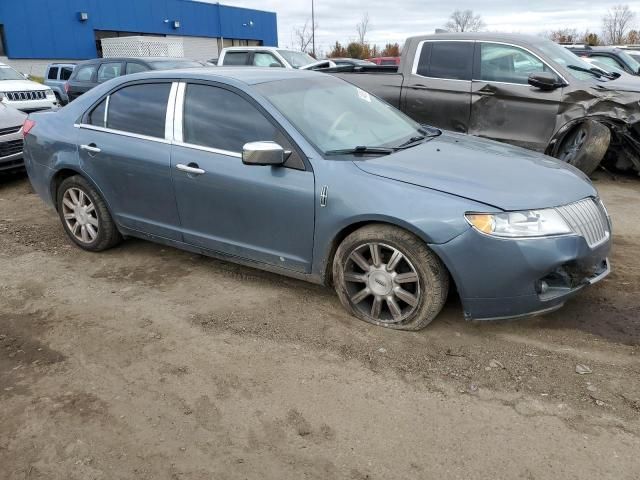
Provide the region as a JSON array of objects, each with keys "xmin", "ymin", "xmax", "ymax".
[
  {"xmin": 555, "ymin": 120, "xmax": 610, "ymax": 175},
  {"xmin": 333, "ymin": 224, "xmax": 449, "ymax": 331},
  {"xmin": 56, "ymin": 175, "xmax": 122, "ymax": 251}
]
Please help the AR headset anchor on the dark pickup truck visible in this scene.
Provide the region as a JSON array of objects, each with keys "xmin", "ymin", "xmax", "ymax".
[{"xmin": 330, "ymin": 32, "xmax": 640, "ymax": 175}]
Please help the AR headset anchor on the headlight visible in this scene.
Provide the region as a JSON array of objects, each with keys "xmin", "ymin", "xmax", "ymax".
[
  {"xmin": 465, "ymin": 209, "xmax": 572, "ymax": 238},
  {"xmin": 45, "ymin": 89, "xmax": 54, "ymax": 96}
]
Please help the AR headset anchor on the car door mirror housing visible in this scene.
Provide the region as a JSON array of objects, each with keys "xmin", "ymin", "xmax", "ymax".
[
  {"xmin": 528, "ymin": 72, "xmax": 563, "ymax": 91},
  {"xmin": 242, "ymin": 141, "xmax": 286, "ymax": 166}
]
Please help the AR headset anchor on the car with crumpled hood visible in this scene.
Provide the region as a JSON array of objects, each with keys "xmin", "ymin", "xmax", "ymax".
[{"xmin": 329, "ymin": 32, "xmax": 640, "ymax": 176}]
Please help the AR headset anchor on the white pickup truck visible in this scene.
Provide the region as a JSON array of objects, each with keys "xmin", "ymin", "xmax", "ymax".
[{"xmin": 217, "ymin": 46, "xmax": 335, "ymax": 70}]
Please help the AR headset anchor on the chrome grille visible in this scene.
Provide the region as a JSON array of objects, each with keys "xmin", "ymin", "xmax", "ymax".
[
  {"xmin": 6, "ymin": 90, "xmax": 46, "ymax": 101},
  {"xmin": 0, "ymin": 125, "xmax": 21, "ymax": 136},
  {"xmin": 0, "ymin": 139, "xmax": 23, "ymax": 158},
  {"xmin": 556, "ymin": 198, "xmax": 610, "ymax": 248}
]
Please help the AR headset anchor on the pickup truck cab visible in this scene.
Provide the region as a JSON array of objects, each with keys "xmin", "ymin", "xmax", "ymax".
[
  {"xmin": 331, "ymin": 32, "xmax": 640, "ymax": 175},
  {"xmin": 218, "ymin": 46, "xmax": 335, "ymax": 70}
]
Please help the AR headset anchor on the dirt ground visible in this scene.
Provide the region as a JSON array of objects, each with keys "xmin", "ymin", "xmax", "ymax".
[{"xmin": 1, "ymin": 170, "xmax": 639, "ymax": 480}]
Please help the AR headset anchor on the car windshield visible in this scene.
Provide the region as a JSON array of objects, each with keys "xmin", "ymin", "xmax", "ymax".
[
  {"xmin": 256, "ymin": 76, "xmax": 424, "ymax": 155},
  {"xmin": 149, "ymin": 60, "xmax": 203, "ymax": 69},
  {"xmin": 616, "ymin": 49, "xmax": 640, "ymax": 71},
  {"xmin": 0, "ymin": 65, "xmax": 25, "ymax": 81},
  {"xmin": 537, "ymin": 40, "xmax": 603, "ymax": 80},
  {"xmin": 276, "ymin": 50, "xmax": 316, "ymax": 68}
]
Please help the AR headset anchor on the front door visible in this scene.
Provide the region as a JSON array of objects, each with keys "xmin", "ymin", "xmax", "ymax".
[
  {"xmin": 402, "ymin": 40, "xmax": 474, "ymax": 133},
  {"xmin": 468, "ymin": 42, "xmax": 562, "ymax": 152},
  {"xmin": 171, "ymin": 83, "xmax": 315, "ymax": 273},
  {"xmin": 77, "ymin": 81, "xmax": 182, "ymax": 240}
]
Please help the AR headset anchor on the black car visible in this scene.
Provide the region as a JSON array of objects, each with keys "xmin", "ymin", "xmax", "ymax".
[
  {"xmin": 564, "ymin": 45, "xmax": 640, "ymax": 75},
  {"xmin": 65, "ymin": 57, "xmax": 203, "ymax": 102}
]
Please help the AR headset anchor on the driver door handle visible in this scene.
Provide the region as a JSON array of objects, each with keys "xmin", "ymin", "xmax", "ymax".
[
  {"xmin": 80, "ymin": 144, "xmax": 101, "ymax": 153},
  {"xmin": 176, "ymin": 163, "xmax": 206, "ymax": 175}
]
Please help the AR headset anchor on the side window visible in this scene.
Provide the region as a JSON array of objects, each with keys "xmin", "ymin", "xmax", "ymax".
[
  {"xmin": 428, "ymin": 41, "xmax": 473, "ymax": 80},
  {"xmin": 592, "ymin": 55, "xmax": 624, "ymax": 70},
  {"xmin": 60, "ymin": 66, "xmax": 73, "ymax": 80},
  {"xmin": 126, "ymin": 62, "xmax": 149, "ymax": 75},
  {"xmin": 75, "ymin": 65, "xmax": 96, "ymax": 82},
  {"xmin": 222, "ymin": 51, "xmax": 249, "ymax": 66},
  {"xmin": 88, "ymin": 98, "xmax": 107, "ymax": 127},
  {"xmin": 97, "ymin": 62, "xmax": 122, "ymax": 83},
  {"xmin": 253, "ymin": 52, "xmax": 282, "ymax": 67},
  {"xmin": 479, "ymin": 43, "xmax": 552, "ymax": 84},
  {"xmin": 47, "ymin": 67, "xmax": 59, "ymax": 80},
  {"xmin": 416, "ymin": 42, "xmax": 432, "ymax": 76},
  {"xmin": 107, "ymin": 83, "xmax": 171, "ymax": 138}
]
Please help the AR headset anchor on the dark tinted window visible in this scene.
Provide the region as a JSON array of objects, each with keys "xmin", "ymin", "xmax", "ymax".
[
  {"xmin": 223, "ymin": 51, "xmax": 249, "ymax": 66},
  {"xmin": 126, "ymin": 62, "xmax": 149, "ymax": 75},
  {"xmin": 183, "ymin": 84, "xmax": 276, "ymax": 152},
  {"xmin": 75, "ymin": 65, "xmax": 96, "ymax": 82},
  {"xmin": 428, "ymin": 42, "xmax": 473, "ymax": 80},
  {"xmin": 107, "ymin": 83, "xmax": 170, "ymax": 138},
  {"xmin": 47, "ymin": 67, "xmax": 59, "ymax": 80},
  {"xmin": 97, "ymin": 62, "xmax": 122, "ymax": 83},
  {"xmin": 88, "ymin": 98, "xmax": 107, "ymax": 127},
  {"xmin": 60, "ymin": 66, "xmax": 73, "ymax": 80},
  {"xmin": 416, "ymin": 43, "xmax": 432, "ymax": 76}
]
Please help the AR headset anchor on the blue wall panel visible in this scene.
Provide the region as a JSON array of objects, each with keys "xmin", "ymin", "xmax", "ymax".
[{"xmin": 0, "ymin": 0, "xmax": 278, "ymax": 59}]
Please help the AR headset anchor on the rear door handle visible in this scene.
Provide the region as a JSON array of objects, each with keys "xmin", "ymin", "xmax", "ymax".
[
  {"xmin": 80, "ymin": 144, "xmax": 101, "ymax": 153},
  {"xmin": 477, "ymin": 85, "xmax": 497, "ymax": 96},
  {"xmin": 176, "ymin": 163, "xmax": 205, "ymax": 175}
]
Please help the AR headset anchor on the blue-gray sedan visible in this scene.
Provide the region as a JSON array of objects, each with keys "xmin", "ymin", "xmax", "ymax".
[{"xmin": 22, "ymin": 68, "xmax": 611, "ymax": 330}]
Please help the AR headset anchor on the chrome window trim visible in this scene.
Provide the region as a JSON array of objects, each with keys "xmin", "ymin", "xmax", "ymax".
[
  {"xmin": 76, "ymin": 123, "xmax": 171, "ymax": 144},
  {"xmin": 173, "ymin": 140, "xmax": 242, "ymax": 158},
  {"xmin": 174, "ymin": 82, "xmax": 186, "ymax": 143},
  {"xmin": 103, "ymin": 95, "xmax": 110, "ymax": 127},
  {"xmin": 410, "ymin": 39, "xmax": 569, "ymax": 86},
  {"xmin": 165, "ymin": 82, "xmax": 179, "ymax": 141}
]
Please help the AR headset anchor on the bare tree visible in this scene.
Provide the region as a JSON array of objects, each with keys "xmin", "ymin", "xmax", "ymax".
[
  {"xmin": 602, "ymin": 4, "xmax": 635, "ymax": 44},
  {"xmin": 546, "ymin": 28, "xmax": 579, "ymax": 43},
  {"xmin": 444, "ymin": 9, "xmax": 485, "ymax": 32},
  {"xmin": 356, "ymin": 12, "xmax": 370, "ymax": 45},
  {"xmin": 293, "ymin": 19, "xmax": 317, "ymax": 53}
]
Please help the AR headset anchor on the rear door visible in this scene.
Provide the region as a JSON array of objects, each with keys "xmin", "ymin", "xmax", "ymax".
[
  {"xmin": 468, "ymin": 42, "xmax": 563, "ymax": 151},
  {"xmin": 76, "ymin": 81, "xmax": 181, "ymax": 240},
  {"xmin": 96, "ymin": 61, "xmax": 125, "ymax": 84},
  {"xmin": 402, "ymin": 40, "xmax": 474, "ymax": 132}
]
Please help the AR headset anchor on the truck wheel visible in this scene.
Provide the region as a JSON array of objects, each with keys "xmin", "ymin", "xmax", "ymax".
[
  {"xmin": 332, "ymin": 224, "xmax": 449, "ymax": 331},
  {"xmin": 556, "ymin": 120, "xmax": 610, "ymax": 175},
  {"xmin": 56, "ymin": 175, "xmax": 122, "ymax": 252}
]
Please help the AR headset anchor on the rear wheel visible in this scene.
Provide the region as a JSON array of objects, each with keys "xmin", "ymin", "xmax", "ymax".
[
  {"xmin": 333, "ymin": 224, "xmax": 449, "ymax": 330},
  {"xmin": 556, "ymin": 120, "xmax": 610, "ymax": 175},
  {"xmin": 56, "ymin": 175, "xmax": 122, "ymax": 251}
]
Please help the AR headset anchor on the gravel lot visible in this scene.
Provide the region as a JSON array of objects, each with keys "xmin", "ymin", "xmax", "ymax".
[{"xmin": 1, "ymin": 171, "xmax": 639, "ymax": 479}]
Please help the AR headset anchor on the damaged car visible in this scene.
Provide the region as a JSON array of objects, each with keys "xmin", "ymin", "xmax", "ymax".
[{"xmin": 330, "ymin": 32, "xmax": 640, "ymax": 175}]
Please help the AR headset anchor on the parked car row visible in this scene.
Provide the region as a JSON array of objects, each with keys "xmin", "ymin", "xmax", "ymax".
[{"xmin": 20, "ymin": 61, "xmax": 612, "ymax": 330}]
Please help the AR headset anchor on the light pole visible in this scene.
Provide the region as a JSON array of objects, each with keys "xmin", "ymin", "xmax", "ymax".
[{"xmin": 311, "ymin": 0, "xmax": 316, "ymax": 57}]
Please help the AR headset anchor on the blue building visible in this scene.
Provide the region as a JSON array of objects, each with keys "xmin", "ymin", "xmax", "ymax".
[{"xmin": 0, "ymin": 0, "xmax": 277, "ymax": 66}]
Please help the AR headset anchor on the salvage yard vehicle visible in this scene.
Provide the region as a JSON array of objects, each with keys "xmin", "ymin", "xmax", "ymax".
[
  {"xmin": 65, "ymin": 57, "xmax": 204, "ymax": 102},
  {"xmin": 564, "ymin": 44, "xmax": 640, "ymax": 76},
  {"xmin": 0, "ymin": 62, "xmax": 58, "ymax": 113},
  {"xmin": 23, "ymin": 69, "xmax": 611, "ymax": 330},
  {"xmin": 0, "ymin": 101, "xmax": 26, "ymax": 172},
  {"xmin": 217, "ymin": 46, "xmax": 336, "ymax": 69},
  {"xmin": 44, "ymin": 63, "xmax": 76, "ymax": 105},
  {"xmin": 330, "ymin": 32, "xmax": 640, "ymax": 175}
]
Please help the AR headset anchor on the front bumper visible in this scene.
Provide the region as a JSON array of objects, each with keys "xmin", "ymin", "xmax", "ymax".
[
  {"xmin": 0, "ymin": 128, "xmax": 24, "ymax": 171},
  {"xmin": 431, "ymin": 227, "xmax": 612, "ymax": 321},
  {"xmin": 1, "ymin": 97, "xmax": 57, "ymax": 113}
]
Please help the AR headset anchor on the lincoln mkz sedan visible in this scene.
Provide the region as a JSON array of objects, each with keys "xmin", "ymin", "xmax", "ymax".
[{"xmin": 23, "ymin": 68, "xmax": 612, "ymax": 330}]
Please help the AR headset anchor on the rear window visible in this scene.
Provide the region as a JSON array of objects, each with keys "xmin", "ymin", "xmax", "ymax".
[
  {"xmin": 126, "ymin": 62, "xmax": 149, "ymax": 75},
  {"xmin": 74, "ymin": 65, "xmax": 96, "ymax": 82},
  {"xmin": 104, "ymin": 83, "xmax": 171, "ymax": 138},
  {"xmin": 60, "ymin": 66, "xmax": 74, "ymax": 80},
  {"xmin": 47, "ymin": 67, "xmax": 59, "ymax": 80},
  {"xmin": 222, "ymin": 52, "xmax": 249, "ymax": 66},
  {"xmin": 418, "ymin": 41, "xmax": 473, "ymax": 80},
  {"xmin": 97, "ymin": 62, "xmax": 122, "ymax": 83}
]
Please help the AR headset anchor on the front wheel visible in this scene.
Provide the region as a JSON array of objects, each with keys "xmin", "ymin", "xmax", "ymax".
[
  {"xmin": 333, "ymin": 225, "xmax": 449, "ymax": 330},
  {"xmin": 555, "ymin": 120, "xmax": 610, "ymax": 175}
]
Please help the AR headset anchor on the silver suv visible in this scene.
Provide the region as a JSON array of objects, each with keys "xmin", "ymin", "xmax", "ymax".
[{"xmin": 44, "ymin": 63, "xmax": 75, "ymax": 105}]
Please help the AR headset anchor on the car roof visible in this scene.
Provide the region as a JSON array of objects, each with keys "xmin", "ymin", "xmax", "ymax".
[
  {"xmin": 408, "ymin": 32, "xmax": 555, "ymax": 49},
  {"xmin": 122, "ymin": 66, "xmax": 321, "ymax": 85},
  {"xmin": 75, "ymin": 57, "xmax": 198, "ymax": 65}
]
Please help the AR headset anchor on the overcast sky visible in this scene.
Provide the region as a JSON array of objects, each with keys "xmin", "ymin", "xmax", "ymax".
[{"xmin": 216, "ymin": 1, "xmax": 640, "ymax": 54}]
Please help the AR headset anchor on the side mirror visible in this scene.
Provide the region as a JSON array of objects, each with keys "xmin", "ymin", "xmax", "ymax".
[
  {"xmin": 242, "ymin": 141, "xmax": 285, "ymax": 166},
  {"xmin": 528, "ymin": 72, "xmax": 563, "ymax": 91}
]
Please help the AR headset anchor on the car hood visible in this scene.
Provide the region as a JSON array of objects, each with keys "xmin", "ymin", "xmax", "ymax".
[
  {"xmin": 0, "ymin": 79, "xmax": 48, "ymax": 92},
  {"xmin": 0, "ymin": 102, "xmax": 27, "ymax": 127},
  {"xmin": 353, "ymin": 132, "xmax": 596, "ymax": 211}
]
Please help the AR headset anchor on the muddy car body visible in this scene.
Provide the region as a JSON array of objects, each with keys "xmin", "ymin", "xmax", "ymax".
[{"xmin": 330, "ymin": 32, "xmax": 640, "ymax": 175}]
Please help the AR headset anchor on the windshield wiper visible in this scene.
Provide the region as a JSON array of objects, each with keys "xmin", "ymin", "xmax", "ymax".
[
  {"xmin": 325, "ymin": 146, "xmax": 395, "ymax": 155},
  {"xmin": 567, "ymin": 64, "xmax": 616, "ymax": 80},
  {"xmin": 395, "ymin": 135, "xmax": 426, "ymax": 149}
]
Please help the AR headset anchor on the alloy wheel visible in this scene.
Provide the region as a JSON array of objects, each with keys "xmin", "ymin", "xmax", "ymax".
[
  {"xmin": 560, "ymin": 128, "xmax": 588, "ymax": 164},
  {"xmin": 61, "ymin": 187, "xmax": 99, "ymax": 244},
  {"xmin": 343, "ymin": 242, "xmax": 421, "ymax": 324}
]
